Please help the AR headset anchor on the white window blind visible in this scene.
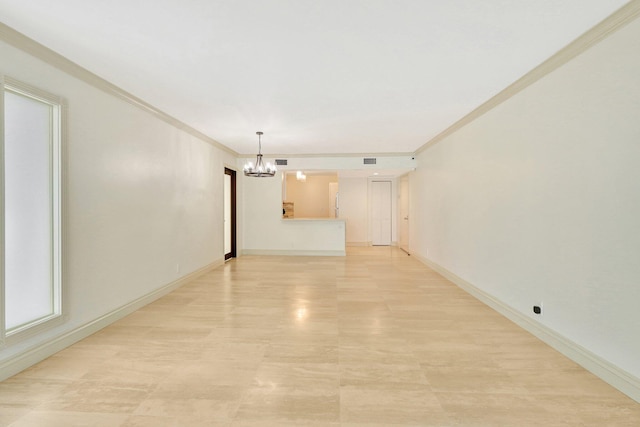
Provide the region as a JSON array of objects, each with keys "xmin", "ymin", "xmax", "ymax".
[{"xmin": 2, "ymin": 79, "xmax": 63, "ymax": 343}]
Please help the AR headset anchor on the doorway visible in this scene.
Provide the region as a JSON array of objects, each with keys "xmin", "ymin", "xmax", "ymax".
[
  {"xmin": 371, "ymin": 181, "xmax": 392, "ymax": 246},
  {"xmin": 224, "ymin": 168, "xmax": 236, "ymax": 260},
  {"xmin": 399, "ymin": 174, "xmax": 410, "ymax": 254}
]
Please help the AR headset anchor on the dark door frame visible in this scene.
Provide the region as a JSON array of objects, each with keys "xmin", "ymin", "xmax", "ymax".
[{"xmin": 224, "ymin": 167, "xmax": 237, "ymax": 260}]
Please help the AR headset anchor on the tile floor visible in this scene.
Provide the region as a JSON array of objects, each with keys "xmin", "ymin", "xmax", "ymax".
[{"xmin": 1, "ymin": 247, "xmax": 639, "ymax": 426}]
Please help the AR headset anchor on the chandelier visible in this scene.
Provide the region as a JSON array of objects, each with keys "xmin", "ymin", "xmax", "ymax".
[{"xmin": 244, "ymin": 131, "xmax": 276, "ymax": 177}]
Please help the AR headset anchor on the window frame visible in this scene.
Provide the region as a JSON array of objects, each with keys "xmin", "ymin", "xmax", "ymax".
[{"xmin": 1, "ymin": 76, "xmax": 66, "ymax": 346}]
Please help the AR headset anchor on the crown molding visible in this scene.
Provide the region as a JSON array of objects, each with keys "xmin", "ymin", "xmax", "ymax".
[
  {"xmin": 240, "ymin": 152, "xmax": 415, "ymax": 158},
  {"xmin": 415, "ymin": 0, "xmax": 640, "ymax": 155},
  {"xmin": 0, "ymin": 23, "xmax": 238, "ymax": 157}
]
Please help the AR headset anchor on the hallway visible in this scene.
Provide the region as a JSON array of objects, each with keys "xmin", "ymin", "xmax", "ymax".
[{"xmin": 1, "ymin": 247, "xmax": 638, "ymax": 426}]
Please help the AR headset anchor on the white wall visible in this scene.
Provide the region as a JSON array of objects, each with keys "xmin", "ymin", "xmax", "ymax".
[
  {"xmin": 0, "ymin": 39, "xmax": 236, "ymax": 372},
  {"xmin": 338, "ymin": 177, "xmax": 369, "ymax": 244},
  {"xmin": 242, "ymin": 172, "xmax": 345, "ymax": 255},
  {"xmin": 411, "ymin": 15, "xmax": 640, "ymax": 383},
  {"xmin": 276, "ymin": 155, "xmax": 415, "ymax": 171},
  {"xmin": 244, "ymin": 154, "xmax": 413, "ymax": 249}
]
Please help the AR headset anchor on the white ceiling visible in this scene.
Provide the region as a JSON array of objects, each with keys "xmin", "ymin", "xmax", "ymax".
[{"xmin": 0, "ymin": 1, "xmax": 629, "ymax": 155}]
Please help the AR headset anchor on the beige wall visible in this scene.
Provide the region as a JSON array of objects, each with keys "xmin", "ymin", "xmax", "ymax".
[
  {"xmin": 338, "ymin": 177, "xmax": 369, "ymax": 244},
  {"xmin": 285, "ymin": 173, "xmax": 338, "ymax": 218}
]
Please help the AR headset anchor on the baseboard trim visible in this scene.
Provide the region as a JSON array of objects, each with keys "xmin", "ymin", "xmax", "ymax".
[
  {"xmin": 412, "ymin": 252, "xmax": 640, "ymax": 403},
  {"xmin": 0, "ymin": 258, "xmax": 223, "ymax": 382},
  {"xmin": 346, "ymin": 242, "xmax": 371, "ymax": 247},
  {"xmin": 242, "ymin": 249, "xmax": 346, "ymax": 256}
]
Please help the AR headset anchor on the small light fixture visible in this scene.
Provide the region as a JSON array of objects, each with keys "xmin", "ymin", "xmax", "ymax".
[
  {"xmin": 296, "ymin": 170, "xmax": 307, "ymax": 182},
  {"xmin": 244, "ymin": 131, "xmax": 276, "ymax": 177}
]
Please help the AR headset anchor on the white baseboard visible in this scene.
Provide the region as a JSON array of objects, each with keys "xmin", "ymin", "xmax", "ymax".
[
  {"xmin": 346, "ymin": 241, "xmax": 371, "ymax": 247},
  {"xmin": 242, "ymin": 249, "xmax": 345, "ymax": 256},
  {"xmin": 412, "ymin": 253, "xmax": 640, "ymax": 403},
  {"xmin": 347, "ymin": 242, "xmax": 400, "ymax": 247},
  {"xmin": 0, "ymin": 259, "xmax": 223, "ymax": 382}
]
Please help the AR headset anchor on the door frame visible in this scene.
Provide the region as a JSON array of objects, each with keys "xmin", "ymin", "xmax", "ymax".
[
  {"xmin": 224, "ymin": 167, "xmax": 237, "ymax": 260},
  {"xmin": 399, "ymin": 173, "xmax": 410, "ymax": 254}
]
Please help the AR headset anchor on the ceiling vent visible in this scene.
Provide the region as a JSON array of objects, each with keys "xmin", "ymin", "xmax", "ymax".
[
  {"xmin": 275, "ymin": 159, "xmax": 288, "ymax": 166},
  {"xmin": 363, "ymin": 157, "xmax": 377, "ymax": 165}
]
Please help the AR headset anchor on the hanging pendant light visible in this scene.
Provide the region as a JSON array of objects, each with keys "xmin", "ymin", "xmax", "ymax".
[{"xmin": 244, "ymin": 131, "xmax": 276, "ymax": 177}]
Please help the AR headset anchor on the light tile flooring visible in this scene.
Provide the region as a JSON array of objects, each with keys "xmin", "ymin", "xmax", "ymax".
[{"xmin": 1, "ymin": 247, "xmax": 639, "ymax": 426}]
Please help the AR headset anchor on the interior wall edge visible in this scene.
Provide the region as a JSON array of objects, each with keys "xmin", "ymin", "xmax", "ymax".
[
  {"xmin": 0, "ymin": 22, "xmax": 238, "ymax": 157},
  {"xmin": 256, "ymin": 152, "xmax": 416, "ymax": 159},
  {"xmin": 411, "ymin": 252, "xmax": 640, "ymax": 404},
  {"xmin": 346, "ymin": 242, "xmax": 371, "ymax": 247},
  {"xmin": 414, "ymin": 0, "xmax": 640, "ymax": 155},
  {"xmin": 0, "ymin": 258, "xmax": 223, "ymax": 382},
  {"xmin": 241, "ymin": 249, "xmax": 346, "ymax": 257}
]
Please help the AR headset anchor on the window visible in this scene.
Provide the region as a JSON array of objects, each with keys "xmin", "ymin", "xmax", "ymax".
[{"xmin": 1, "ymin": 77, "xmax": 64, "ymax": 345}]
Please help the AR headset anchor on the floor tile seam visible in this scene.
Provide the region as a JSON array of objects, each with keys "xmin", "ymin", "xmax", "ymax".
[
  {"xmin": 130, "ymin": 393, "xmax": 244, "ymax": 421},
  {"xmin": 338, "ymin": 372, "xmax": 434, "ymax": 389},
  {"xmin": 5, "ymin": 409, "xmax": 131, "ymax": 426},
  {"xmin": 0, "ymin": 389, "xmax": 68, "ymax": 411},
  {"xmin": 52, "ymin": 377, "xmax": 162, "ymax": 393},
  {"xmin": 230, "ymin": 379, "xmax": 341, "ymax": 424},
  {"xmin": 35, "ymin": 393, "xmax": 148, "ymax": 417},
  {"xmin": 430, "ymin": 386, "xmax": 593, "ymax": 397}
]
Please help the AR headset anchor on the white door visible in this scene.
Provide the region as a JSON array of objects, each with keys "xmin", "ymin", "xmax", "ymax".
[
  {"xmin": 371, "ymin": 181, "xmax": 392, "ymax": 246},
  {"xmin": 399, "ymin": 174, "xmax": 410, "ymax": 253}
]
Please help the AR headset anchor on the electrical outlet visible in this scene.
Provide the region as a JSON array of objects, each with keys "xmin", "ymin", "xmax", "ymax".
[
  {"xmin": 176, "ymin": 263, "xmax": 180, "ymax": 273},
  {"xmin": 533, "ymin": 303, "xmax": 543, "ymax": 315}
]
